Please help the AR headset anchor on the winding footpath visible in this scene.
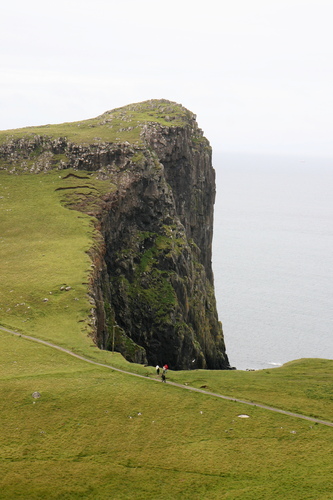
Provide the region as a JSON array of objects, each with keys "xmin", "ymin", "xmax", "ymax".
[{"xmin": 1, "ymin": 325, "xmax": 333, "ymax": 428}]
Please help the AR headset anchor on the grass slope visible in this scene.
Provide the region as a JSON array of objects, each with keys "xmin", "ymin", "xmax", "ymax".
[
  {"xmin": 170, "ymin": 358, "xmax": 333, "ymax": 423},
  {"xmin": 1, "ymin": 331, "xmax": 333, "ymax": 499},
  {"xmin": 0, "ymin": 170, "xmax": 95, "ymax": 353}
]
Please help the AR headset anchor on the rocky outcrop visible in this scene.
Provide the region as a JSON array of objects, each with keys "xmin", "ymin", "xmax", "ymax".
[{"xmin": 0, "ymin": 99, "xmax": 229, "ymax": 370}]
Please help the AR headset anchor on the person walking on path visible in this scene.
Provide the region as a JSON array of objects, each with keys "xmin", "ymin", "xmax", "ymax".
[{"xmin": 161, "ymin": 364, "xmax": 168, "ymax": 382}]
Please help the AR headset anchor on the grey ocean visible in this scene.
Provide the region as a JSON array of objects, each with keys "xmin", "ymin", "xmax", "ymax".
[{"xmin": 212, "ymin": 152, "xmax": 333, "ymax": 370}]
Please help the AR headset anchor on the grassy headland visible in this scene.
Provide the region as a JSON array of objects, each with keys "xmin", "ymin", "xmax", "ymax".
[{"xmin": 0, "ymin": 104, "xmax": 332, "ymax": 498}]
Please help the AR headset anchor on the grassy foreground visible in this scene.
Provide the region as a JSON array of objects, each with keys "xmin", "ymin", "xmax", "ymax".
[
  {"xmin": 1, "ymin": 170, "xmax": 333, "ymax": 498},
  {"xmin": 1, "ymin": 332, "xmax": 333, "ymax": 499}
]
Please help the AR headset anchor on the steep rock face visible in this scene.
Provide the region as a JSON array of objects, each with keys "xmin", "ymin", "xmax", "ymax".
[
  {"xmin": 141, "ymin": 122, "xmax": 216, "ymax": 282},
  {"xmin": 0, "ymin": 99, "xmax": 229, "ymax": 370}
]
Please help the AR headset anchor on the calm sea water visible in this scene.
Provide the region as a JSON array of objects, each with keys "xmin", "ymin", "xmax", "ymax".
[{"xmin": 212, "ymin": 152, "xmax": 333, "ymax": 370}]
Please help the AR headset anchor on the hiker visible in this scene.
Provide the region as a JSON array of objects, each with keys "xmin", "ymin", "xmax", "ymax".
[
  {"xmin": 163, "ymin": 364, "xmax": 168, "ymax": 374},
  {"xmin": 156, "ymin": 365, "xmax": 160, "ymax": 375},
  {"xmin": 161, "ymin": 372, "xmax": 166, "ymax": 383}
]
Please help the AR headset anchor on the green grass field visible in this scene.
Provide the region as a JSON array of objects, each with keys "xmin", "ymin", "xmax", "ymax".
[
  {"xmin": 0, "ymin": 170, "xmax": 96, "ymax": 352},
  {"xmin": 1, "ymin": 331, "xmax": 333, "ymax": 499},
  {"xmin": 1, "ymin": 169, "xmax": 332, "ymax": 499}
]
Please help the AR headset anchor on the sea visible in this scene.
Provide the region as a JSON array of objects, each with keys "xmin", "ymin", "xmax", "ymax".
[{"xmin": 212, "ymin": 152, "xmax": 333, "ymax": 370}]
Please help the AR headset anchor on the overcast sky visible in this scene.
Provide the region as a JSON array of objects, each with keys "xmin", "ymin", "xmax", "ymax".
[{"xmin": 1, "ymin": 0, "xmax": 333, "ymax": 158}]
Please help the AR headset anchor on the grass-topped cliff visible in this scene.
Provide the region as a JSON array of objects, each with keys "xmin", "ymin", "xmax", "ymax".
[
  {"xmin": 0, "ymin": 99, "xmax": 228, "ymax": 370},
  {"xmin": 0, "ymin": 99, "xmax": 197, "ymax": 148}
]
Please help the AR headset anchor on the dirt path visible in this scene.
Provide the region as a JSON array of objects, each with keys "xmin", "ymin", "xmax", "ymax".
[{"xmin": 1, "ymin": 325, "xmax": 333, "ymax": 428}]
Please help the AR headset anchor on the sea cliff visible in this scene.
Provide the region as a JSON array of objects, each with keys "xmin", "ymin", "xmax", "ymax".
[{"xmin": 0, "ymin": 99, "xmax": 229, "ymax": 369}]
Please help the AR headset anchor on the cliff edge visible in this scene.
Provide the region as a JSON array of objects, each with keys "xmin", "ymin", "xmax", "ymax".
[{"xmin": 0, "ymin": 99, "xmax": 229, "ymax": 370}]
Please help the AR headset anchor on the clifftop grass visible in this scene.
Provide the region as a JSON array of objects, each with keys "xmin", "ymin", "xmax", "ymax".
[{"xmin": 0, "ymin": 99, "xmax": 194, "ymax": 146}]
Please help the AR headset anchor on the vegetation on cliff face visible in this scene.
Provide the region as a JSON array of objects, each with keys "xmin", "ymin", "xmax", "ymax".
[{"xmin": 0, "ymin": 99, "xmax": 229, "ymax": 369}]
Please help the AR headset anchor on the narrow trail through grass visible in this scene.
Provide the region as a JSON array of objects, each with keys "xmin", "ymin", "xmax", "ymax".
[{"xmin": 2, "ymin": 324, "xmax": 332, "ymax": 429}]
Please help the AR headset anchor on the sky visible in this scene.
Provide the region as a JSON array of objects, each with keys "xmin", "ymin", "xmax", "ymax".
[{"xmin": 1, "ymin": 0, "xmax": 333, "ymax": 158}]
